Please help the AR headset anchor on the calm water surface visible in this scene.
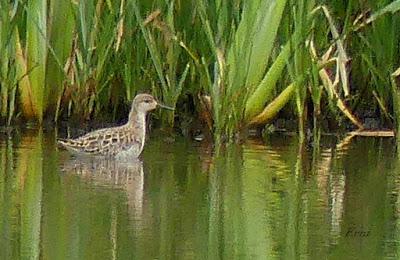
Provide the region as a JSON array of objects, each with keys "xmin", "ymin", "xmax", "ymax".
[{"xmin": 1, "ymin": 129, "xmax": 400, "ymax": 259}]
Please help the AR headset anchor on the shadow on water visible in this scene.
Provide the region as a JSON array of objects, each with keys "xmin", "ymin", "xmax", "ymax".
[{"xmin": 1, "ymin": 129, "xmax": 400, "ymax": 259}]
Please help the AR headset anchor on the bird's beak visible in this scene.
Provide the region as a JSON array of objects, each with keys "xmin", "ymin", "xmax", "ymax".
[{"xmin": 157, "ymin": 102, "xmax": 175, "ymax": 110}]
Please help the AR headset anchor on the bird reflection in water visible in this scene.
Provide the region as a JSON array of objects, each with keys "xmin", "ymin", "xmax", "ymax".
[{"xmin": 60, "ymin": 156, "xmax": 144, "ymax": 220}]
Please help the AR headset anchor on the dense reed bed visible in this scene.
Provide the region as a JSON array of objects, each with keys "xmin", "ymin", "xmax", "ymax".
[{"xmin": 0, "ymin": 0, "xmax": 400, "ymax": 142}]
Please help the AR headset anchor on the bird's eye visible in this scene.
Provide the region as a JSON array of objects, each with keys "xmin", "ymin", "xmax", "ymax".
[{"xmin": 144, "ymin": 100, "xmax": 151, "ymax": 103}]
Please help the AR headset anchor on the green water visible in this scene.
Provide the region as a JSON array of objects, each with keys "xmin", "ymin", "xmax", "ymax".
[{"xmin": 1, "ymin": 129, "xmax": 400, "ymax": 259}]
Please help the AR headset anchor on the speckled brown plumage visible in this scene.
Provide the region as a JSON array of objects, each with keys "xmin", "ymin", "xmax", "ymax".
[{"xmin": 58, "ymin": 94, "xmax": 173, "ymax": 159}]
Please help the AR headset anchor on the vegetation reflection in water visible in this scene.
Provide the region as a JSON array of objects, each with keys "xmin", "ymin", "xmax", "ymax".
[{"xmin": 1, "ymin": 130, "xmax": 400, "ymax": 259}]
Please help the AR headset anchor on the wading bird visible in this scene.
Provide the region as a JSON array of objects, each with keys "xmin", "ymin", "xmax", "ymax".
[{"xmin": 58, "ymin": 94, "xmax": 174, "ymax": 159}]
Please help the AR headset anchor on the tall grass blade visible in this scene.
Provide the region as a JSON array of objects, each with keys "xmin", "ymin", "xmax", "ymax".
[
  {"xmin": 318, "ymin": 64, "xmax": 364, "ymax": 129},
  {"xmin": 249, "ymin": 82, "xmax": 296, "ymax": 125},
  {"xmin": 245, "ymin": 42, "xmax": 292, "ymax": 121},
  {"xmin": 0, "ymin": 10, "xmax": 10, "ymax": 120},
  {"xmin": 46, "ymin": 0, "xmax": 75, "ymax": 118},
  {"xmin": 0, "ymin": 1, "xmax": 19, "ymax": 124},
  {"xmin": 227, "ymin": 0, "xmax": 287, "ymax": 116},
  {"xmin": 132, "ymin": 1, "xmax": 168, "ymax": 92},
  {"xmin": 321, "ymin": 6, "xmax": 349, "ymax": 97},
  {"xmin": 199, "ymin": 0, "xmax": 288, "ymax": 140},
  {"xmin": 26, "ymin": 0, "xmax": 47, "ymax": 123},
  {"xmin": 355, "ymin": 0, "xmax": 400, "ymax": 29},
  {"xmin": 15, "ymin": 29, "xmax": 36, "ymax": 119},
  {"xmin": 229, "ymin": 0, "xmax": 287, "ymax": 93},
  {"xmin": 7, "ymin": 76, "xmax": 17, "ymax": 126}
]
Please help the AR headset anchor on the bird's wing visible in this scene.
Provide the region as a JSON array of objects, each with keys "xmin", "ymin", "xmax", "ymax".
[
  {"xmin": 58, "ymin": 126, "xmax": 141, "ymax": 157},
  {"xmin": 94, "ymin": 127, "xmax": 142, "ymax": 156}
]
